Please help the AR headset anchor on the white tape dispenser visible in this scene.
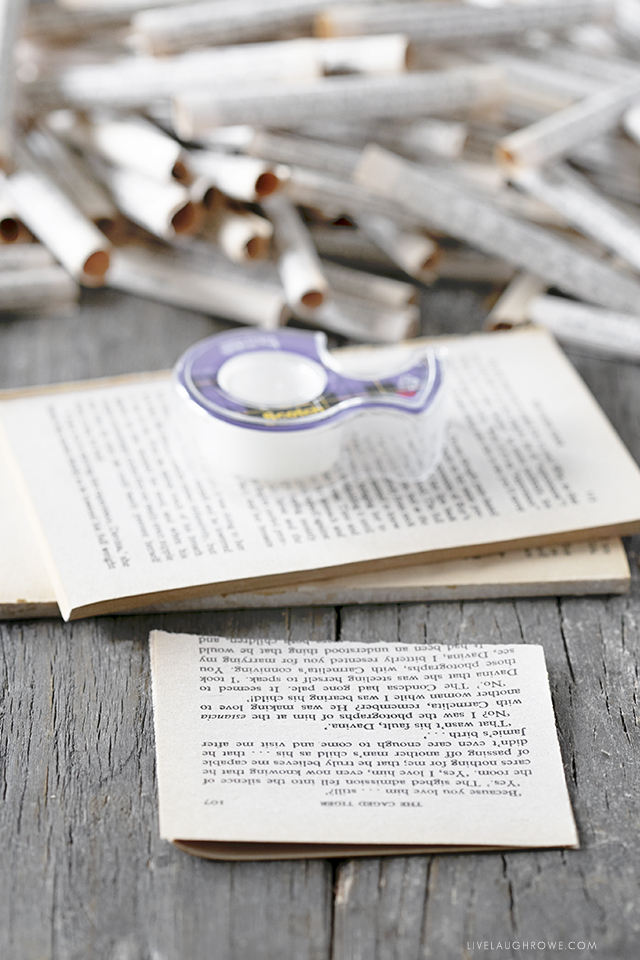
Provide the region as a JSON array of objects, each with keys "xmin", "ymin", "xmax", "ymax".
[{"xmin": 174, "ymin": 329, "xmax": 446, "ymax": 483}]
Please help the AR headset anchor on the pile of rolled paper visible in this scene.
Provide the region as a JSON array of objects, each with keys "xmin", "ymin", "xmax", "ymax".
[{"xmin": 3, "ymin": 0, "xmax": 640, "ymax": 356}]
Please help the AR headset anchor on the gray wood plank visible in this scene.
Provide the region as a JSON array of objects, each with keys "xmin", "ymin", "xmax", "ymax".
[
  {"xmin": 0, "ymin": 611, "xmax": 334, "ymax": 960},
  {"xmin": 332, "ymin": 546, "xmax": 640, "ymax": 959}
]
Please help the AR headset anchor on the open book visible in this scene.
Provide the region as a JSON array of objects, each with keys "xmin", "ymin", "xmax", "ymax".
[
  {"xmin": 1, "ymin": 328, "xmax": 639, "ymax": 620},
  {"xmin": 0, "ymin": 433, "xmax": 629, "ymax": 617},
  {"xmin": 150, "ymin": 631, "xmax": 579, "ymax": 860}
]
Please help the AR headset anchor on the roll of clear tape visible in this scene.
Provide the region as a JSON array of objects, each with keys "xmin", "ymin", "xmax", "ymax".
[{"xmin": 173, "ymin": 329, "xmax": 446, "ymax": 483}]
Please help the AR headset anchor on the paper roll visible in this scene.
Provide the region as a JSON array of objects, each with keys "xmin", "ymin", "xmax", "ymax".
[
  {"xmin": 172, "ymin": 66, "xmax": 505, "ymax": 139},
  {"xmin": 315, "ymin": 0, "xmax": 614, "ymax": 41},
  {"xmin": 4, "ymin": 155, "xmax": 111, "ymax": 285},
  {"xmin": 189, "ymin": 150, "xmax": 287, "ymax": 203},
  {"xmin": 262, "ymin": 192, "xmax": 328, "ymax": 310},
  {"xmin": 496, "ymin": 77, "xmax": 640, "ymax": 168},
  {"xmin": 526, "ymin": 293, "xmax": 640, "ymax": 361},
  {"xmin": 108, "ymin": 245, "xmax": 287, "ymax": 328},
  {"xmin": 512, "ymin": 162, "xmax": 640, "ymax": 274},
  {"xmin": 0, "ymin": 264, "xmax": 79, "ymax": 312},
  {"xmin": 354, "ymin": 144, "xmax": 640, "ymax": 313}
]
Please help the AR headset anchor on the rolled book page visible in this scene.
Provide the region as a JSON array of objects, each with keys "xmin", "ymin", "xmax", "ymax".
[
  {"xmin": 107, "ymin": 245, "xmax": 287, "ymax": 329},
  {"xmin": 285, "ymin": 165, "xmax": 437, "ymax": 229},
  {"xmin": 188, "ymin": 150, "xmax": 286, "ymax": 203},
  {"xmin": 378, "ymin": 117, "xmax": 468, "ymax": 160},
  {"xmin": 526, "ymin": 294, "xmax": 640, "ymax": 362},
  {"xmin": 130, "ymin": 0, "xmax": 384, "ymax": 56},
  {"xmin": 539, "ymin": 44, "xmax": 640, "ymax": 86},
  {"xmin": 354, "ymin": 144, "xmax": 640, "ymax": 312},
  {"xmin": 248, "ymin": 131, "xmax": 359, "ymax": 180},
  {"xmin": 315, "ymin": 0, "xmax": 614, "ymax": 41},
  {"xmin": 89, "ymin": 156, "xmax": 200, "ymax": 240},
  {"xmin": 172, "ymin": 66, "xmax": 505, "ymax": 139},
  {"xmin": 484, "ymin": 272, "xmax": 547, "ymax": 331},
  {"xmin": 0, "ymin": 0, "xmax": 28, "ymax": 167},
  {"xmin": 4, "ymin": 154, "xmax": 111, "ymax": 285},
  {"xmin": 262, "ymin": 191, "xmax": 328, "ymax": 310},
  {"xmin": 0, "ymin": 180, "xmax": 27, "ymax": 242},
  {"xmin": 314, "ymin": 32, "xmax": 408, "ymax": 75},
  {"xmin": 295, "ymin": 290, "xmax": 419, "ymax": 342},
  {"xmin": 205, "ymin": 204, "xmax": 273, "ymax": 263},
  {"xmin": 0, "ymin": 264, "xmax": 79, "ymax": 312},
  {"xmin": 473, "ymin": 48, "xmax": 604, "ymax": 105},
  {"xmin": 357, "ymin": 211, "xmax": 438, "ymax": 277},
  {"xmin": 309, "ymin": 224, "xmax": 397, "ymax": 268},
  {"xmin": 435, "ymin": 248, "xmax": 516, "ymax": 284},
  {"xmin": 512, "ymin": 162, "xmax": 640, "ymax": 274},
  {"xmin": 496, "ymin": 77, "xmax": 640, "ymax": 169},
  {"xmin": 63, "ymin": 116, "xmax": 189, "ymax": 184},
  {"xmin": 24, "ymin": 128, "xmax": 119, "ymax": 233},
  {"xmin": 622, "ymin": 100, "xmax": 640, "ymax": 146},
  {"xmin": 0, "ymin": 243, "xmax": 54, "ymax": 270},
  {"xmin": 321, "ymin": 259, "xmax": 417, "ymax": 306},
  {"xmin": 59, "ymin": 0, "xmax": 198, "ymax": 11},
  {"xmin": 48, "ymin": 41, "xmax": 322, "ymax": 110}
]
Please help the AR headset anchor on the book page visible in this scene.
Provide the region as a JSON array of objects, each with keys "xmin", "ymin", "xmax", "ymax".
[
  {"xmin": 0, "ymin": 380, "xmax": 628, "ymax": 618},
  {"xmin": 150, "ymin": 631, "xmax": 578, "ymax": 854},
  {"xmin": 2, "ymin": 328, "xmax": 640, "ymax": 620}
]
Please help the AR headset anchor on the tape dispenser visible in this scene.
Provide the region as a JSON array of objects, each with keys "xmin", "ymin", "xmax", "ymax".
[{"xmin": 173, "ymin": 329, "xmax": 446, "ymax": 483}]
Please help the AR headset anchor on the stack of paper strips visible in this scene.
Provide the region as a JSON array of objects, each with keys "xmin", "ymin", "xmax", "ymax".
[
  {"xmin": 150, "ymin": 631, "xmax": 579, "ymax": 859},
  {"xmin": 2, "ymin": 0, "xmax": 640, "ymax": 357},
  {"xmin": 0, "ymin": 328, "xmax": 637, "ymax": 620}
]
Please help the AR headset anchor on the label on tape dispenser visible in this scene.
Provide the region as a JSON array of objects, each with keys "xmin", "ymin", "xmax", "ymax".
[{"xmin": 174, "ymin": 329, "xmax": 446, "ymax": 483}]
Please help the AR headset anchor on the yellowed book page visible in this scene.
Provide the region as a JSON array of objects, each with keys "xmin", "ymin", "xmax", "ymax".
[
  {"xmin": 2, "ymin": 327, "xmax": 640, "ymax": 620},
  {"xmin": 0, "ymin": 371, "xmax": 628, "ymax": 619},
  {"xmin": 149, "ymin": 631, "xmax": 579, "ymax": 855}
]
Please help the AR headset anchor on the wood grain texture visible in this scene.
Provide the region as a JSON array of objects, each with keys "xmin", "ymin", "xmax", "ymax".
[{"xmin": 1, "ymin": 281, "xmax": 639, "ymax": 958}]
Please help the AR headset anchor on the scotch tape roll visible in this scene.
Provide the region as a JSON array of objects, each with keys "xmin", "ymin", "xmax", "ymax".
[{"xmin": 174, "ymin": 328, "xmax": 445, "ymax": 483}]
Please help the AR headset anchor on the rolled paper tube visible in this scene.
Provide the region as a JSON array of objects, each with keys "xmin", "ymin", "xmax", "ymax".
[
  {"xmin": 206, "ymin": 206, "xmax": 273, "ymax": 263},
  {"xmin": 309, "ymin": 225, "xmax": 397, "ymax": 269},
  {"xmin": 130, "ymin": 0, "xmax": 381, "ymax": 56},
  {"xmin": 496, "ymin": 77, "xmax": 640, "ymax": 169},
  {"xmin": 188, "ymin": 150, "xmax": 287, "ymax": 203},
  {"xmin": 0, "ymin": 264, "xmax": 79, "ymax": 313},
  {"xmin": 46, "ymin": 42, "xmax": 321, "ymax": 110},
  {"xmin": 526, "ymin": 294, "xmax": 640, "ymax": 361},
  {"xmin": 24, "ymin": 127, "xmax": 119, "ymax": 233},
  {"xmin": 623, "ymin": 100, "xmax": 640, "ymax": 146},
  {"xmin": 0, "ymin": 181, "xmax": 26, "ymax": 242},
  {"xmin": 0, "ymin": 0, "xmax": 28, "ymax": 167},
  {"xmin": 378, "ymin": 118, "xmax": 468, "ymax": 160},
  {"xmin": 90, "ymin": 158, "xmax": 200, "ymax": 240},
  {"xmin": 484, "ymin": 272, "xmax": 547, "ymax": 331},
  {"xmin": 354, "ymin": 144, "xmax": 640, "ymax": 313},
  {"xmin": 435, "ymin": 249, "xmax": 516, "ymax": 285},
  {"xmin": 357, "ymin": 212, "xmax": 439, "ymax": 277},
  {"xmin": 262, "ymin": 192, "xmax": 328, "ymax": 310},
  {"xmin": 64, "ymin": 116, "xmax": 190, "ymax": 184},
  {"xmin": 285, "ymin": 166, "xmax": 435, "ymax": 231},
  {"xmin": 0, "ymin": 243, "xmax": 54, "ymax": 270},
  {"xmin": 314, "ymin": 33, "xmax": 408, "ymax": 75},
  {"xmin": 314, "ymin": 0, "xmax": 614, "ymax": 42},
  {"xmin": 512, "ymin": 162, "xmax": 640, "ymax": 274},
  {"xmin": 248, "ymin": 132, "xmax": 359, "ymax": 180},
  {"xmin": 172, "ymin": 66, "xmax": 505, "ymax": 139},
  {"xmin": 322, "ymin": 259, "xmax": 417, "ymax": 306},
  {"xmin": 4, "ymin": 160, "xmax": 111, "ymax": 285},
  {"xmin": 540, "ymin": 45, "xmax": 640, "ymax": 86},
  {"xmin": 294, "ymin": 291, "xmax": 419, "ymax": 342},
  {"xmin": 107, "ymin": 245, "xmax": 287, "ymax": 329}
]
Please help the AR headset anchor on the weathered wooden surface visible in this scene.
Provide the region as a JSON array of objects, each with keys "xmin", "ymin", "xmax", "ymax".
[{"xmin": 1, "ymin": 284, "xmax": 639, "ymax": 959}]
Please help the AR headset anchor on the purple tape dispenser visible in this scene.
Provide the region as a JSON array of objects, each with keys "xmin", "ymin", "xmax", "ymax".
[{"xmin": 174, "ymin": 329, "xmax": 446, "ymax": 483}]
